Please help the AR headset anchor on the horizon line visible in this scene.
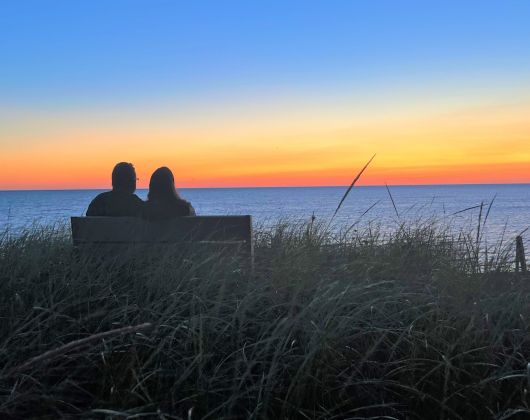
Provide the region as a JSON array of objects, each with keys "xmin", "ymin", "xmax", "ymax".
[{"xmin": 1, "ymin": 181, "xmax": 530, "ymax": 193}]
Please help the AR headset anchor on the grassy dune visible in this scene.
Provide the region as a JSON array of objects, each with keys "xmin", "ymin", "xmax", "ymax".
[{"xmin": 1, "ymin": 221, "xmax": 530, "ymax": 419}]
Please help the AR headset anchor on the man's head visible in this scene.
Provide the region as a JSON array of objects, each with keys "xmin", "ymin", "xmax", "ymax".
[{"xmin": 111, "ymin": 162, "xmax": 137, "ymax": 193}]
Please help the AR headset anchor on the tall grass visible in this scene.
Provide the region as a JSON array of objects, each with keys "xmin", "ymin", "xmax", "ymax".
[{"xmin": 0, "ymin": 220, "xmax": 529, "ymax": 418}]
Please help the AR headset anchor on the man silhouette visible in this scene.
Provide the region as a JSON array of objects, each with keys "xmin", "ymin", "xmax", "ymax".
[{"xmin": 86, "ymin": 162, "xmax": 143, "ymax": 216}]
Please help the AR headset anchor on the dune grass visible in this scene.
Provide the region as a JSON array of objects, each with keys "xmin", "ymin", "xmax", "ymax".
[{"xmin": 0, "ymin": 220, "xmax": 530, "ymax": 419}]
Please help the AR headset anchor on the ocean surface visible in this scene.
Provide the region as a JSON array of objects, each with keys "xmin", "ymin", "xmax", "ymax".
[{"xmin": 1, "ymin": 185, "xmax": 529, "ymax": 241}]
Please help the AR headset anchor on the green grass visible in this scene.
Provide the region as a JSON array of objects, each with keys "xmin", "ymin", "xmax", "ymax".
[{"xmin": 1, "ymin": 221, "xmax": 530, "ymax": 419}]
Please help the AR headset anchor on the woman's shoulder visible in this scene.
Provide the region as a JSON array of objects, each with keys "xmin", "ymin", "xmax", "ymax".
[
  {"xmin": 182, "ymin": 200, "xmax": 196, "ymax": 216},
  {"xmin": 143, "ymin": 198, "xmax": 194, "ymax": 220},
  {"xmin": 174, "ymin": 198, "xmax": 195, "ymax": 215}
]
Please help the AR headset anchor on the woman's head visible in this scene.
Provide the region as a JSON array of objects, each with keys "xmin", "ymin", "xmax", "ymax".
[{"xmin": 148, "ymin": 167, "xmax": 181, "ymax": 201}]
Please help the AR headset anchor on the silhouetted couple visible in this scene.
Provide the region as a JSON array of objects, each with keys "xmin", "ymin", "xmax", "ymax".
[{"xmin": 87, "ymin": 162, "xmax": 195, "ymax": 220}]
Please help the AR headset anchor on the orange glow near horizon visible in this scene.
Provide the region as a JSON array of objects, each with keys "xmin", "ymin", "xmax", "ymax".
[{"xmin": 1, "ymin": 98, "xmax": 529, "ymax": 190}]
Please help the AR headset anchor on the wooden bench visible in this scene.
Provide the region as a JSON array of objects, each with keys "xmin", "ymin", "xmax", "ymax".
[{"xmin": 71, "ymin": 216, "xmax": 253, "ymax": 269}]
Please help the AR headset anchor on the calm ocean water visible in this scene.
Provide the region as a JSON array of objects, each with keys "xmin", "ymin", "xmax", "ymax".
[{"xmin": 1, "ymin": 185, "xmax": 529, "ymax": 241}]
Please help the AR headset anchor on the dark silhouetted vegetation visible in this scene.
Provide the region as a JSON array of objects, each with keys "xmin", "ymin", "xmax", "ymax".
[{"xmin": 1, "ymin": 220, "xmax": 529, "ymax": 419}]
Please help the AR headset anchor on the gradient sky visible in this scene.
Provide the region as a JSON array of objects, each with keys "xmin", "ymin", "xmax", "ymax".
[{"xmin": 1, "ymin": 0, "xmax": 529, "ymax": 189}]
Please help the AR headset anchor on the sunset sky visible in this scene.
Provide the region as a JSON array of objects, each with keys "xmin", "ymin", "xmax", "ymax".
[{"xmin": 1, "ymin": 1, "xmax": 529, "ymax": 190}]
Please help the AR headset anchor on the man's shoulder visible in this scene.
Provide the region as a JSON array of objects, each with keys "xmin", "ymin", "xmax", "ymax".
[
  {"xmin": 94, "ymin": 191, "xmax": 141, "ymax": 202},
  {"xmin": 86, "ymin": 191, "xmax": 113, "ymax": 216},
  {"xmin": 87, "ymin": 191, "xmax": 143, "ymax": 217},
  {"xmin": 111, "ymin": 192, "xmax": 144, "ymax": 209},
  {"xmin": 90, "ymin": 191, "xmax": 113, "ymax": 203}
]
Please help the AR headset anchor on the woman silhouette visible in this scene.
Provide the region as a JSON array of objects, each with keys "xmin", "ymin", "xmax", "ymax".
[{"xmin": 143, "ymin": 167, "xmax": 196, "ymax": 220}]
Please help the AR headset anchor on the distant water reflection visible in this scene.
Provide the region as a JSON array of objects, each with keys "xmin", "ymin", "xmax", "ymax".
[{"xmin": 1, "ymin": 185, "xmax": 529, "ymax": 244}]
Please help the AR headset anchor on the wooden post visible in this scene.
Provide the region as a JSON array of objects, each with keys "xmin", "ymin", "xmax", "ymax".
[{"xmin": 516, "ymin": 236, "xmax": 527, "ymax": 272}]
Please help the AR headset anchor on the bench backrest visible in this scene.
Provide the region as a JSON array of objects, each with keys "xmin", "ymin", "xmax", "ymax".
[{"xmin": 71, "ymin": 216, "xmax": 252, "ymax": 245}]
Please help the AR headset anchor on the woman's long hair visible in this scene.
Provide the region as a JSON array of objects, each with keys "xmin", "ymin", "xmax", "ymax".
[{"xmin": 147, "ymin": 167, "xmax": 182, "ymax": 202}]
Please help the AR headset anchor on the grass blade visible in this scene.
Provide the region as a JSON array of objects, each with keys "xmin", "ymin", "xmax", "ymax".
[
  {"xmin": 476, "ymin": 201, "xmax": 484, "ymax": 262},
  {"xmin": 452, "ymin": 204, "xmax": 482, "ymax": 216},
  {"xmin": 385, "ymin": 184, "xmax": 399, "ymax": 218},
  {"xmin": 482, "ymin": 194, "xmax": 497, "ymax": 230},
  {"xmin": 331, "ymin": 153, "xmax": 376, "ymax": 221}
]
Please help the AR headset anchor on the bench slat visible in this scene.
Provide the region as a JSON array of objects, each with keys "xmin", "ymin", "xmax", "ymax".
[{"xmin": 71, "ymin": 216, "xmax": 252, "ymax": 244}]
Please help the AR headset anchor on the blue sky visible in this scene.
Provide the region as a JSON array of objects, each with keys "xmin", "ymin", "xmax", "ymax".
[{"xmin": 2, "ymin": 1, "xmax": 530, "ymax": 108}]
